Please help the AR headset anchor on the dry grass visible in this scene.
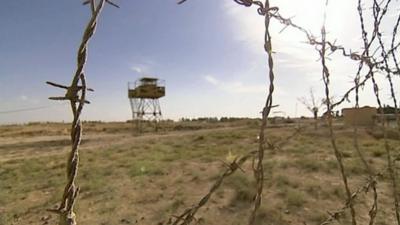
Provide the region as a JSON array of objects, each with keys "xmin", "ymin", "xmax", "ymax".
[{"xmin": 0, "ymin": 119, "xmax": 398, "ymax": 225}]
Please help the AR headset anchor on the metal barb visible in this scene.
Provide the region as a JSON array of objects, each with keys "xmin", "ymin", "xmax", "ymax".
[{"xmin": 47, "ymin": 1, "xmax": 108, "ymax": 224}]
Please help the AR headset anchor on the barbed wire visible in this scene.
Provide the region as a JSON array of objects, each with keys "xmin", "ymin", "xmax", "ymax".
[
  {"xmin": 374, "ymin": 2, "xmax": 400, "ymax": 136},
  {"xmin": 167, "ymin": 151, "xmax": 257, "ymax": 225},
  {"xmin": 0, "ymin": 105, "xmax": 58, "ymax": 114},
  {"xmin": 391, "ymin": 10, "xmax": 400, "ymax": 132},
  {"xmin": 235, "ymin": 1, "xmax": 278, "ymax": 224},
  {"xmin": 229, "ymin": 0, "xmax": 400, "ymax": 112},
  {"xmin": 36, "ymin": 0, "xmax": 400, "ymax": 224},
  {"xmin": 166, "ymin": 126, "xmax": 304, "ymax": 225},
  {"xmin": 361, "ymin": 1, "xmax": 400, "ymax": 224},
  {"xmin": 353, "ymin": 57, "xmax": 378, "ymax": 225},
  {"xmin": 318, "ymin": 2, "xmax": 357, "ymax": 223},
  {"xmin": 391, "ymin": 11, "xmax": 400, "ymax": 75},
  {"xmin": 175, "ymin": 0, "xmax": 399, "ymax": 224},
  {"xmin": 352, "ymin": 6, "xmax": 379, "ymax": 221},
  {"xmin": 320, "ymin": 173, "xmax": 381, "ymax": 225},
  {"xmin": 46, "ymin": 0, "xmax": 118, "ymax": 224}
]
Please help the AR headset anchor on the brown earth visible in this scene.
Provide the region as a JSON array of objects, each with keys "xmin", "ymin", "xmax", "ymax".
[{"xmin": 0, "ymin": 119, "xmax": 398, "ymax": 225}]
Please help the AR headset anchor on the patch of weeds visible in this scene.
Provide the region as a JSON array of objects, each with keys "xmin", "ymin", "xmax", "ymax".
[
  {"xmin": 285, "ymin": 189, "xmax": 306, "ymax": 208},
  {"xmin": 262, "ymin": 159, "xmax": 276, "ymax": 184},
  {"xmin": 304, "ymin": 182, "xmax": 322, "ymax": 199},
  {"xmin": 189, "ymin": 171, "xmax": 201, "ymax": 182},
  {"xmin": 308, "ymin": 211, "xmax": 327, "ymax": 224},
  {"xmin": 346, "ymin": 158, "xmax": 366, "ymax": 175},
  {"xmin": 0, "ymin": 214, "xmax": 11, "ymax": 225},
  {"xmin": 226, "ymin": 173, "xmax": 255, "ymax": 205},
  {"xmin": 170, "ymin": 198, "xmax": 185, "ymax": 212},
  {"xmin": 255, "ymin": 204, "xmax": 285, "ymax": 225},
  {"xmin": 97, "ymin": 205, "xmax": 116, "ymax": 215},
  {"xmin": 278, "ymin": 160, "xmax": 291, "ymax": 169},
  {"xmin": 362, "ymin": 141, "xmax": 376, "ymax": 148},
  {"xmin": 274, "ymin": 174, "xmax": 299, "ymax": 189},
  {"xmin": 296, "ymin": 158, "xmax": 323, "ymax": 172},
  {"xmin": 1, "ymin": 157, "xmax": 63, "ymax": 198},
  {"xmin": 324, "ymin": 160, "xmax": 338, "ymax": 173},
  {"xmin": 128, "ymin": 161, "xmax": 164, "ymax": 177},
  {"xmin": 199, "ymin": 154, "xmax": 216, "ymax": 163},
  {"xmin": 193, "ymin": 135, "xmax": 205, "ymax": 141},
  {"xmin": 275, "ymin": 174, "xmax": 290, "ymax": 187},
  {"xmin": 216, "ymin": 189, "xmax": 225, "ymax": 198},
  {"xmin": 341, "ymin": 151, "xmax": 352, "ymax": 158},
  {"xmin": 375, "ymin": 218, "xmax": 389, "ymax": 225},
  {"xmin": 331, "ymin": 186, "xmax": 345, "ymax": 199},
  {"xmin": 371, "ymin": 148, "xmax": 385, "ymax": 158}
]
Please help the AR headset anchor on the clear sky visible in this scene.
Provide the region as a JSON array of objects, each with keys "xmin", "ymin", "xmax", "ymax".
[{"xmin": 0, "ymin": 0, "xmax": 399, "ymax": 124}]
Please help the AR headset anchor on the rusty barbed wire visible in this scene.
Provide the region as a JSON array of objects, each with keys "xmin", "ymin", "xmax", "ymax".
[
  {"xmin": 266, "ymin": 126, "xmax": 304, "ymax": 152},
  {"xmin": 318, "ymin": 9, "xmax": 357, "ymax": 224},
  {"xmin": 176, "ymin": 0, "xmax": 399, "ymax": 224},
  {"xmin": 374, "ymin": 0, "xmax": 399, "ymax": 133},
  {"xmin": 391, "ymin": 12, "xmax": 400, "ymax": 131},
  {"xmin": 179, "ymin": 0, "xmax": 278, "ymax": 223},
  {"xmin": 320, "ymin": 173, "xmax": 381, "ymax": 225},
  {"xmin": 166, "ymin": 126, "xmax": 304, "ymax": 225},
  {"xmin": 391, "ymin": 11, "xmax": 400, "ymax": 74},
  {"xmin": 349, "ymin": 1, "xmax": 393, "ymax": 222},
  {"xmin": 352, "ymin": 43, "xmax": 378, "ymax": 225},
  {"xmin": 46, "ymin": 0, "xmax": 118, "ymax": 224},
  {"xmin": 168, "ymin": 151, "xmax": 257, "ymax": 225},
  {"xmin": 353, "ymin": 63, "xmax": 378, "ymax": 225},
  {"xmin": 376, "ymin": 1, "xmax": 400, "ymax": 135},
  {"xmin": 268, "ymin": 10, "xmax": 400, "ymax": 75},
  {"xmin": 358, "ymin": 0, "xmax": 400, "ymax": 223},
  {"xmin": 231, "ymin": 0, "xmax": 400, "ymax": 114},
  {"xmin": 228, "ymin": 1, "xmax": 279, "ymax": 224}
]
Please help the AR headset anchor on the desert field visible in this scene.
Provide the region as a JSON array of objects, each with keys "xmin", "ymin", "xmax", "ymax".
[{"xmin": 0, "ymin": 119, "xmax": 399, "ymax": 225}]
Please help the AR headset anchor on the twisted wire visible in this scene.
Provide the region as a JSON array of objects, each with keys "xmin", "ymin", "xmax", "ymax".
[
  {"xmin": 46, "ymin": 1, "xmax": 107, "ymax": 224},
  {"xmin": 248, "ymin": 1, "xmax": 276, "ymax": 224},
  {"xmin": 320, "ymin": 174, "xmax": 380, "ymax": 225},
  {"xmin": 169, "ymin": 151, "xmax": 257, "ymax": 225},
  {"xmin": 363, "ymin": 1, "xmax": 400, "ymax": 223},
  {"xmin": 177, "ymin": 1, "xmax": 399, "ymax": 224},
  {"xmin": 391, "ymin": 12, "xmax": 400, "ymax": 75},
  {"xmin": 318, "ymin": 3, "xmax": 357, "ymax": 223}
]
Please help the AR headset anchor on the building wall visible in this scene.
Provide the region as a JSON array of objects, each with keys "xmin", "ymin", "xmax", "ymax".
[{"xmin": 342, "ymin": 107, "xmax": 377, "ymax": 126}]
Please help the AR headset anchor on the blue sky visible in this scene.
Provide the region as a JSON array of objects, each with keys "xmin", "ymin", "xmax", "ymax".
[{"xmin": 0, "ymin": 0, "xmax": 399, "ymax": 123}]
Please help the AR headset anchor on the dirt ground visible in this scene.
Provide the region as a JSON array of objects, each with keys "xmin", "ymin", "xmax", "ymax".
[{"xmin": 0, "ymin": 119, "xmax": 399, "ymax": 225}]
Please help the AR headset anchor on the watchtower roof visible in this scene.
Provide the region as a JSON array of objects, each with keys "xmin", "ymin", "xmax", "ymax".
[{"xmin": 140, "ymin": 77, "xmax": 158, "ymax": 82}]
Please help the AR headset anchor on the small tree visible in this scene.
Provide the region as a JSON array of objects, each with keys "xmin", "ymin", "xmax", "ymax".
[{"xmin": 298, "ymin": 88, "xmax": 324, "ymax": 129}]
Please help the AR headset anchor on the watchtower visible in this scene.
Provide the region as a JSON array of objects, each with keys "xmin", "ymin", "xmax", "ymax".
[{"xmin": 128, "ymin": 77, "xmax": 165, "ymax": 131}]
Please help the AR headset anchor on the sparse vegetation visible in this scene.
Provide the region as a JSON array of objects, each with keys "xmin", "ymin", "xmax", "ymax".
[{"xmin": 0, "ymin": 120, "xmax": 398, "ymax": 224}]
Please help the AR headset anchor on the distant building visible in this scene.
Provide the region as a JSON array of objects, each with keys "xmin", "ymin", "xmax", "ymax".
[
  {"xmin": 342, "ymin": 106, "xmax": 377, "ymax": 126},
  {"xmin": 128, "ymin": 77, "xmax": 165, "ymax": 131}
]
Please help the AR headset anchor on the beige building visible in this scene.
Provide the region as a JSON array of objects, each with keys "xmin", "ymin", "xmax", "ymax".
[{"xmin": 342, "ymin": 106, "xmax": 377, "ymax": 126}]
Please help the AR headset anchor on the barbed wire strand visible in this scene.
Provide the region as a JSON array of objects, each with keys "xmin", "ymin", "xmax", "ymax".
[
  {"xmin": 45, "ymin": 0, "xmax": 114, "ymax": 224},
  {"xmin": 391, "ymin": 11, "xmax": 400, "ymax": 132},
  {"xmin": 353, "ymin": 42, "xmax": 378, "ymax": 225},
  {"xmin": 320, "ymin": 173, "xmax": 381, "ymax": 225},
  {"xmin": 354, "ymin": 62, "xmax": 379, "ymax": 225},
  {"xmin": 374, "ymin": 0, "xmax": 400, "ymax": 136},
  {"xmin": 353, "ymin": 1, "xmax": 386, "ymax": 223},
  {"xmin": 166, "ymin": 124, "xmax": 303, "ymax": 225},
  {"xmin": 252, "ymin": 3, "xmax": 273, "ymax": 225},
  {"xmin": 167, "ymin": 151, "xmax": 257, "ymax": 225},
  {"xmin": 360, "ymin": 0, "xmax": 400, "ymax": 223},
  {"xmin": 175, "ymin": 1, "xmax": 400, "ymax": 224},
  {"xmin": 226, "ymin": 1, "xmax": 278, "ymax": 224},
  {"xmin": 319, "ymin": 1, "xmax": 357, "ymax": 224},
  {"xmin": 172, "ymin": 1, "xmax": 277, "ymax": 224},
  {"xmin": 391, "ymin": 11, "xmax": 400, "ymax": 75}
]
